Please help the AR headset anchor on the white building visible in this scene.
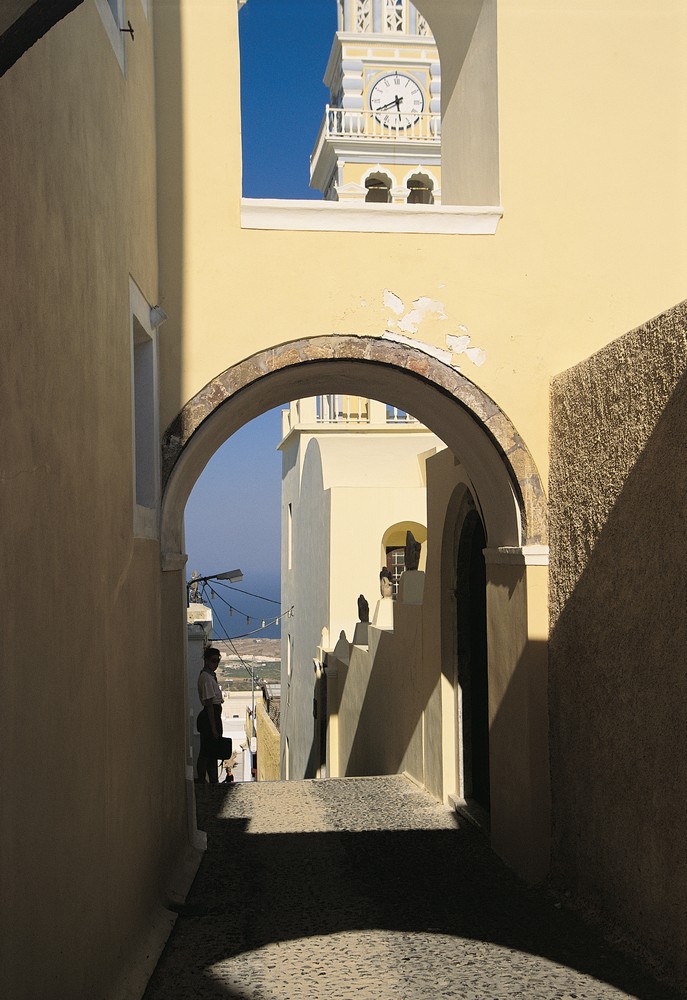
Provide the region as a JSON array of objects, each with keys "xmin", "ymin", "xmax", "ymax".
[{"xmin": 279, "ymin": 394, "xmax": 444, "ymax": 779}]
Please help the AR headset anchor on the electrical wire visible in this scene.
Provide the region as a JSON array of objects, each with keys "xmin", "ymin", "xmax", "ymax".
[
  {"xmin": 215, "ymin": 582, "xmax": 282, "ymax": 606},
  {"xmin": 220, "ymin": 614, "xmax": 293, "ymax": 640},
  {"xmin": 201, "ymin": 582, "xmax": 265, "ymax": 624},
  {"xmin": 192, "ymin": 580, "xmax": 281, "ymax": 623},
  {"xmin": 199, "ymin": 581, "xmax": 293, "ymax": 639}
]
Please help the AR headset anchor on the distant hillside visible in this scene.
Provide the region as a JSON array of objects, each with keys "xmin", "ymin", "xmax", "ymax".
[
  {"xmin": 214, "ymin": 637, "xmax": 280, "ymax": 660},
  {"xmin": 213, "ymin": 637, "xmax": 281, "ymax": 691}
]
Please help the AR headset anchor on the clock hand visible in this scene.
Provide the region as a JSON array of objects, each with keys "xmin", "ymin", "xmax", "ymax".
[{"xmin": 375, "ymin": 97, "xmax": 402, "ymax": 112}]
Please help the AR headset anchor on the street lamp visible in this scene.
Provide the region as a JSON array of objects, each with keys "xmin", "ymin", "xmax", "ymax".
[{"xmin": 187, "ymin": 568, "xmax": 243, "ymax": 603}]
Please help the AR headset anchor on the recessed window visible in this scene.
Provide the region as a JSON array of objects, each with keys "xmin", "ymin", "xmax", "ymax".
[
  {"xmin": 365, "ymin": 173, "xmax": 393, "ymax": 203},
  {"xmin": 386, "ymin": 546, "xmax": 406, "ymax": 597},
  {"xmin": 94, "ymin": 0, "xmax": 126, "ymax": 73},
  {"xmin": 407, "ymin": 173, "xmax": 435, "ymax": 205},
  {"xmin": 130, "ymin": 279, "xmax": 160, "ymax": 539}
]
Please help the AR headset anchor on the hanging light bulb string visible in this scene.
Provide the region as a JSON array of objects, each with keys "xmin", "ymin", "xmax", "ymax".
[
  {"xmin": 216, "ymin": 611, "xmax": 292, "ymax": 640},
  {"xmin": 208, "ymin": 605, "xmax": 294, "ymax": 664},
  {"xmin": 198, "ymin": 580, "xmax": 294, "ymax": 638},
  {"xmin": 200, "ymin": 581, "xmax": 274, "ymax": 624}
]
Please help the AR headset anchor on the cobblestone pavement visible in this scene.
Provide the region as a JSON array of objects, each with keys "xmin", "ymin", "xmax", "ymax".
[{"xmin": 144, "ymin": 776, "xmax": 679, "ymax": 1000}]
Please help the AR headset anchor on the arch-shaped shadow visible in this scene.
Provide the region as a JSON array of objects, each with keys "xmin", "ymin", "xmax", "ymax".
[{"xmin": 143, "ymin": 781, "xmax": 679, "ymax": 1000}]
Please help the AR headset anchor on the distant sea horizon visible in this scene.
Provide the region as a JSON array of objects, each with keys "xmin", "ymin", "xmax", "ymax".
[{"xmin": 193, "ymin": 571, "xmax": 282, "ymax": 642}]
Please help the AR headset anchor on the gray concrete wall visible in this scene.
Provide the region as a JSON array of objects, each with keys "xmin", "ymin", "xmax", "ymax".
[{"xmin": 549, "ymin": 300, "xmax": 687, "ymax": 987}]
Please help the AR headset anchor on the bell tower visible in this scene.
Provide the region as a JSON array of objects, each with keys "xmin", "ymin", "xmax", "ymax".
[{"xmin": 310, "ymin": 0, "xmax": 441, "ymax": 204}]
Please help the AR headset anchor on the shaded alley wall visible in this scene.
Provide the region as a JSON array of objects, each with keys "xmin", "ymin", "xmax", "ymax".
[
  {"xmin": 549, "ymin": 301, "xmax": 687, "ymax": 986},
  {"xmin": 0, "ymin": 6, "xmax": 190, "ymax": 998}
]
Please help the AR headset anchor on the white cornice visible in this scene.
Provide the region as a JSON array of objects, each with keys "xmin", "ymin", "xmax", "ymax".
[
  {"xmin": 336, "ymin": 32, "xmax": 437, "ymax": 49},
  {"xmin": 483, "ymin": 546, "xmax": 550, "ymax": 567},
  {"xmin": 279, "ymin": 422, "xmax": 434, "ymax": 451},
  {"xmin": 241, "ymin": 199, "xmax": 502, "ymax": 235},
  {"xmin": 326, "ymin": 31, "xmax": 438, "ymax": 86},
  {"xmin": 310, "ymin": 131, "xmax": 441, "ymax": 192}
]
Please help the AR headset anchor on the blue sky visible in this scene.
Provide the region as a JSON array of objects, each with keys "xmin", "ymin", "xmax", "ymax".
[
  {"xmin": 183, "ymin": 0, "xmax": 335, "ymax": 639},
  {"xmin": 239, "ymin": 0, "xmax": 336, "ymax": 199}
]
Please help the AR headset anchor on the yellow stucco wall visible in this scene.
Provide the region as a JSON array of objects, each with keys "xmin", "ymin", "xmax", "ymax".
[
  {"xmin": 1, "ymin": 5, "xmax": 189, "ymax": 998},
  {"xmin": 153, "ymin": 0, "xmax": 684, "ymax": 895},
  {"xmin": 3, "ymin": 0, "xmax": 686, "ymax": 994},
  {"xmin": 328, "ymin": 609, "xmax": 425, "ymax": 782},
  {"xmin": 156, "ymin": 0, "xmax": 687, "ymax": 497}
]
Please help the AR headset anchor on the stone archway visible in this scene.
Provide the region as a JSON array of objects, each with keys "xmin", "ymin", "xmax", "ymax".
[
  {"xmin": 162, "ymin": 334, "xmax": 550, "ymax": 879},
  {"xmin": 160, "ymin": 335, "xmax": 546, "ymax": 566}
]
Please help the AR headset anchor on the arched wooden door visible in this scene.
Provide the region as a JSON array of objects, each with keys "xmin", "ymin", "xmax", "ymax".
[{"xmin": 457, "ymin": 508, "xmax": 490, "ymax": 812}]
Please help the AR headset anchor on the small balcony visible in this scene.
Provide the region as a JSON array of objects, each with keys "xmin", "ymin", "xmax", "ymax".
[
  {"xmin": 310, "ymin": 106, "xmax": 441, "ymax": 195},
  {"xmin": 281, "ymin": 396, "xmax": 420, "ymax": 439},
  {"xmin": 317, "ymin": 106, "xmax": 441, "ymax": 145}
]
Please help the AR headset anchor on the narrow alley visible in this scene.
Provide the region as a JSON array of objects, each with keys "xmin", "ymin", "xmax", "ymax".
[{"xmin": 143, "ymin": 776, "xmax": 677, "ymax": 999}]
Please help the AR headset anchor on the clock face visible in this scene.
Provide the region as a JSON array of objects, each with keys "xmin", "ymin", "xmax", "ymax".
[{"xmin": 369, "ymin": 72, "xmax": 425, "ymax": 129}]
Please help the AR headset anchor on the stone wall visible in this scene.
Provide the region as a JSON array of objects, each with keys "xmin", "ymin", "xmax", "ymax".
[
  {"xmin": 549, "ymin": 301, "xmax": 687, "ymax": 986},
  {"xmin": 256, "ymin": 702, "xmax": 281, "ymax": 782}
]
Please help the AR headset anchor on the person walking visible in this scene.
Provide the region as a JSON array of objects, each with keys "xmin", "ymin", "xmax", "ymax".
[{"xmin": 196, "ymin": 646, "xmax": 224, "ymax": 784}]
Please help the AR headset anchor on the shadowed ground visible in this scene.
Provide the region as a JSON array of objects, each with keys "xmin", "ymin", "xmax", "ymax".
[{"xmin": 144, "ymin": 776, "xmax": 679, "ymax": 999}]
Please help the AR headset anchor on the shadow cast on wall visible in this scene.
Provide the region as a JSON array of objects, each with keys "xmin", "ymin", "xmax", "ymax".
[
  {"xmin": 548, "ymin": 301, "xmax": 687, "ymax": 989},
  {"xmin": 333, "ymin": 605, "xmax": 432, "ymax": 781}
]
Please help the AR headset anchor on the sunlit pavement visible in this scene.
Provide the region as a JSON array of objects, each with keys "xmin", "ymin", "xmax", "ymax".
[{"xmin": 143, "ymin": 776, "xmax": 678, "ymax": 1000}]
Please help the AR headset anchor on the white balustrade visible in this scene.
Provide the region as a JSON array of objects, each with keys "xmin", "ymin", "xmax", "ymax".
[
  {"xmin": 285, "ymin": 397, "xmax": 419, "ymax": 430},
  {"xmin": 385, "ymin": 404, "xmax": 416, "ymax": 423},
  {"xmin": 324, "ymin": 106, "xmax": 440, "ymax": 143},
  {"xmin": 313, "ymin": 396, "xmax": 418, "ymax": 426}
]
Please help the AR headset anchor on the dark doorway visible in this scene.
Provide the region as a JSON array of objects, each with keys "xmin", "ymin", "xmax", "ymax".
[{"xmin": 456, "ymin": 509, "xmax": 490, "ymax": 811}]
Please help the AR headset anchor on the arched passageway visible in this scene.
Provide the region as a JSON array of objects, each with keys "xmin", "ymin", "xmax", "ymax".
[
  {"xmin": 161, "ymin": 336, "xmax": 550, "ymax": 882},
  {"xmin": 161, "ymin": 336, "xmax": 545, "ymax": 561}
]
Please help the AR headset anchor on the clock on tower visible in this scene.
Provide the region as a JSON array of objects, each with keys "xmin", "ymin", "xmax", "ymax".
[{"xmin": 310, "ymin": 0, "xmax": 441, "ymax": 205}]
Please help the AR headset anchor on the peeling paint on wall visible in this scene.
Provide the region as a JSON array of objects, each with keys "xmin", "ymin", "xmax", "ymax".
[
  {"xmin": 446, "ymin": 333, "xmax": 470, "ymax": 354},
  {"xmin": 382, "ymin": 328, "xmax": 453, "ymax": 364},
  {"xmin": 383, "ymin": 289, "xmax": 404, "ymax": 315},
  {"xmin": 465, "ymin": 346, "xmax": 487, "ymax": 367},
  {"xmin": 382, "ymin": 289, "xmax": 487, "ymax": 369}
]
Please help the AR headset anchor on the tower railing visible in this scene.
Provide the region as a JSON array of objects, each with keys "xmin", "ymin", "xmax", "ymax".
[
  {"xmin": 321, "ymin": 105, "xmax": 440, "ymax": 143},
  {"xmin": 282, "ymin": 398, "xmax": 420, "ymax": 437},
  {"xmin": 317, "ymin": 395, "xmax": 418, "ymax": 424}
]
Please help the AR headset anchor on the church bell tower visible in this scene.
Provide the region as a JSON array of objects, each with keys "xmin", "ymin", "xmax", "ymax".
[{"xmin": 310, "ymin": 0, "xmax": 441, "ymax": 204}]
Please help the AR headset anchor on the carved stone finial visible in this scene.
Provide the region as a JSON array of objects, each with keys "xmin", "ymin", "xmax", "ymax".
[
  {"xmin": 380, "ymin": 567, "xmax": 393, "ymax": 598},
  {"xmin": 357, "ymin": 594, "xmax": 369, "ymax": 623},
  {"xmin": 405, "ymin": 530, "xmax": 421, "ymax": 571}
]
